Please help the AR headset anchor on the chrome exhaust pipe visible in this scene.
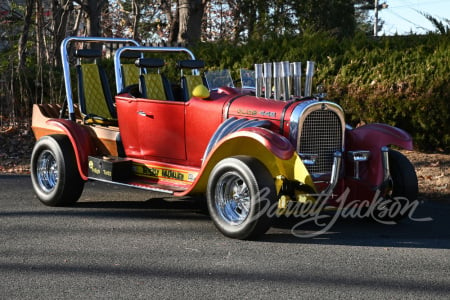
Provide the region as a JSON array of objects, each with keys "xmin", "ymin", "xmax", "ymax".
[
  {"xmin": 281, "ymin": 61, "xmax": 290, "ymax": 101},
  {"xmin": 255, "ymin": 63, "xmax": 263, "ymax": 97},
  {"xmin": 304, "ymin": 61, "xmax": 315, "ymax": 97},
  {"xmin": 291, "ymin": 62, "xmax": 302, "ymax": 97},
  {"xmin": 263, "ymin": 62, "xmax": 272, "ymax": 99},
  {"xmin": 273, "ymin": 62, "xmax": 282, "ymax": 100}
]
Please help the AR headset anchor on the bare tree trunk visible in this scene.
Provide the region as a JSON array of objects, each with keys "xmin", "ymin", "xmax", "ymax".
[
  {"xmin": 36, "ymin": 0, "xmax": 45, "ymax": 104},
  {"xmin": 177, "ymin": 0, "xmax": 189, "ymax": 45},
  {"xmin": 72, "ymin": 6, "xmax": 83, "ymax": 35},
  {"xmin": 162, "ymin": 0, "xmax": 179, "ymax": 46},
  {"xmin": 52, "ymin": 0, "xmax": 74, "ymax": 68},
  {"xmin": 132, "ymin": 0, "xmax": 141, "ymax": 41},
  {"xmin": 17, "ymin": 0, "xmax": 34, "ymax": 71},
  {"xmin": 177, "ymin": 0, "xmax": 208, "ymax": 46},
  {"xmin": 74, "ymin": 0, "xmax": 108, "ymax": 37},
  {"xmin": 85, "ymin": 1, "xmax": 101, "ymax": 37},
  {"xmin": 16, "ymin": 0, "xmax": 34, "ymax": 120}
]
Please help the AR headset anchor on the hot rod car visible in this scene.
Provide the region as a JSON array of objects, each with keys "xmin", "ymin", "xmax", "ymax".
[{"xmin": 30, "ymin": 37, "xmax": 418, "ymax": 239}]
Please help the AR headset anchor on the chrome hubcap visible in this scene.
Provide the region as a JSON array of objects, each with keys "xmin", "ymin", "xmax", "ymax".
[
  {"xmin": 36, "ymin": 150, "xmax": 58, "ymax": 192},
  {"xmin": 215, "ymin": 172, "xmax": 250, "ymax": 225}
]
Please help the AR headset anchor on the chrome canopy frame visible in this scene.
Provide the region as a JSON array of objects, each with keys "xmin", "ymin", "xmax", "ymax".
[{"xmin": 61, "ymin": 36, "xmax": 141, "ymax": 121}]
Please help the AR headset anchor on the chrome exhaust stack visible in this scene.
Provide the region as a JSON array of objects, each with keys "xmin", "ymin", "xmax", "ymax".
[
  {"xmin": 273, "ymin": 62, "xmax": 282, "ymax": 100},
  {"xmin": 263, "ymin": 62, "xmax": 272, "ymax": 99},
  {"xmin": 256, "ymin": 60, "xmax": 314, "ymax": 99},
  {"xmin": 255, "ymin": 63, "xmax": 263, "ymax": 97},
  {"xmin": 291, "ymin": 62, "xmax": 302, "ymax": 97},
  {"xmin": 281, "ymin": 61, "xmax": 290, "ymax": 101},
  {"xmin": 304, "ymin": 61, "xmax": 315, "ymax": 97}
]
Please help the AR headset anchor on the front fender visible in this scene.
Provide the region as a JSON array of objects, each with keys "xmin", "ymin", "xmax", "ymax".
[
  {"xmin": 186, "ymin": 127, "xmax": 314, "ymax": 194},
  {"xmin": 346, "ymin": 123, "xmax": 413, "ymax": 151},
  {"xmin": 345, "ymin": 123, "xmax": 413, "ymax": 187},
  {"xmin": 46, "ymin": 119, "xmax": 94, "ymax": 180}
]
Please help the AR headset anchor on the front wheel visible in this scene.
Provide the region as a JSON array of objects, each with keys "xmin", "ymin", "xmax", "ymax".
[
  {"xmin": 31, "ymin": 135, "xmax": 85, "ymax": 206},
  {"xmin": 373, "ymin": 150, "xmax": 418, "ymax": 222},
  {"xmin": 206, "ymin": 156, "xmax": 276, "ymax": 239}
]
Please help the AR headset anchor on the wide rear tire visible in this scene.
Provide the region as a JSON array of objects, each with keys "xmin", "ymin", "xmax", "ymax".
[
  {"xmin": 31, "ymin": 135, "xmax": 85, "ymax": 206},
  {"xmin": 206, "ymin": 156, "xmax": 276, "ymax": 239}
]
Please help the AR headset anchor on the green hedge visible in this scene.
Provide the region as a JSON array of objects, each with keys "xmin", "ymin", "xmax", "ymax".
[
  {"xmin": 3, "ymin": 31, "xmax": 448, "ymax": 152},
  {"xmin": 193, "ymin": 33, "xmax": 450, "ymax": 152}
]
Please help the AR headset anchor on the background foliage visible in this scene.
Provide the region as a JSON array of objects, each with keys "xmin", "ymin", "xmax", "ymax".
[
  {"xmin": 0, "ymin": 1, "xmax": 449, "ymax": 152},
  {"xmin": 191, "ymin": 32, "xmax": 450, "ymax": 152}
]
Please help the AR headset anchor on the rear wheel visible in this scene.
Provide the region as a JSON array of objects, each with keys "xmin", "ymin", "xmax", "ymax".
[
  {"xmin": 31, "ymin": 135, "xmax": 85, "ymax": 206},
  {"xmin": 206, "ymin": 156, "xmax": 276, "ymax": 239},
  {"xmin": 373, "ymin": 150, "xmax": 418, "ymax": 222}
]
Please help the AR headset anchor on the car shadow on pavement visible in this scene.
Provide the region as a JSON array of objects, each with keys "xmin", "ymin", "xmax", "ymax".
[
  {"xmin": 74, "ymin": 193, "xmax": 450, "ymax": 249},
  {"xmin": 264, "ymin": 198, "xmax": 450, "ymax": 249},
  {"xmin": 68, "ymin": 197, "xmax": 208, "ymax": 221}
]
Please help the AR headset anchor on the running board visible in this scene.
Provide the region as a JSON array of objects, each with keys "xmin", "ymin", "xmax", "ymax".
[
  {"xmin": 87, "ymin": 156, "xmax": 188, "ymax": 194},
  {"xmin": 87, "ymin": 176, "xmax": 177, "ymax": 194}
]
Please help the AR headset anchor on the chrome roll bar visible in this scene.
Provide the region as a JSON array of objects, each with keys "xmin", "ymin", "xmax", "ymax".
[
  {"xmin": 113, "ymin": 46, "xmax": 196, "ymax": 94},
  {"xmin": 60, "ymin": 36, "xmax": 141, "ymax": 121}
]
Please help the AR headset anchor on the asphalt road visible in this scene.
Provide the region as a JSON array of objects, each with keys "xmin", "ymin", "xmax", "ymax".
[{"xmin": 1, "ymin": 175, "xmax": 449, "ymax": 299}]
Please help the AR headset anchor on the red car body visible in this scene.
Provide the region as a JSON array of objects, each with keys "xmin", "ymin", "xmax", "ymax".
[{"xmin": 30, "ymin": 37, "xmax": 418, "ymax": 239}]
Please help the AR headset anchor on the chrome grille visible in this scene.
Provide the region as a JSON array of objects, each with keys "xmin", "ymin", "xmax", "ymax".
[{"xmin": 298, "ymin": 110, "xmax": 342, "ymax": 175}]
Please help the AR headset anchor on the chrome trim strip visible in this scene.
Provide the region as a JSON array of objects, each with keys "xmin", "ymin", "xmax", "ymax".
[
  {"xmin": 202, "ymin": 118, "xmax": 272, "ymax": 163},
  {"xmin": 222, "ymin": 94, "xmax": 247, "ymax": 120},
  {"xmin": 203, "ymin": 117, "xmax": 240, "ymax": 161},
  {"xmin": 279, "ymin": 100, "xmax": 297, "ymax": 135},
  {"xmin": 288, "ymin": 99, "xmax": 317, "ymax": 145}
]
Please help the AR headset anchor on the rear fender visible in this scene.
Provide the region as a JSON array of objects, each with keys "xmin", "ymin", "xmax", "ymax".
[
  {"xmin": 345, "ymin": 123, "xmax": 413, "ymax": 186},
  {"xmin": 46, "ymin": 119, "xmax": 94, "ymax": 180},
  {"xmin": 187, "ymin": 127, "xmax": 314, "ymax": 194}
]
